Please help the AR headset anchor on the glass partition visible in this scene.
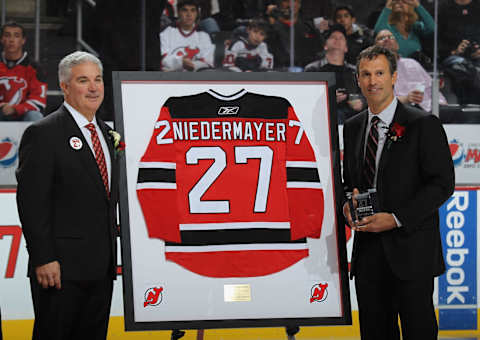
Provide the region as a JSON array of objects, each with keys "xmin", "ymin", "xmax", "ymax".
[{"xmin": 1, "ymin": 0, "xmax": 479, "ymax": 123}]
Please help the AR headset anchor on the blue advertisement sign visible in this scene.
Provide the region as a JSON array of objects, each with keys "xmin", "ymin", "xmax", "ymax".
[{"xmin": 438, "ymin": 190, "xmax": 478, "ymax": 330}]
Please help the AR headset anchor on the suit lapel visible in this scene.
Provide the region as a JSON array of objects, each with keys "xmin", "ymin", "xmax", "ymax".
[
  {"xmin": 354, "ymin": 112, "xmax": 369, "ymax": 189},
  {"xmin": 60, "ymin": 107, "xmax": 110, "ymax": 199},
  {"xmin": 98, "ymin": 120, "xmax": 114, "ymax": 160}
]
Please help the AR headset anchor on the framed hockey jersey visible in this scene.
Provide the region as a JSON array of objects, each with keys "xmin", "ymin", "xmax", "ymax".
[{"xmin": 113, "ymin": 72, "xmax": 350, "ymax": 331}]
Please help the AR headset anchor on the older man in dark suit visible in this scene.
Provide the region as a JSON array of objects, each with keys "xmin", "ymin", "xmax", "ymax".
[
  {"xmin": 16, "ymin": 51, "xmax": 119, "ymax": 340},
  {"xmin": 343, "ymin": 45, "xmax": 454, "ymax": 339}
]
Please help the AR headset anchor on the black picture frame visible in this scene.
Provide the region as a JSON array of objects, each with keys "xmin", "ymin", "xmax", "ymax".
[{"xmin": 112, "ymin": 71, "xmax": 351, "ymax": 331}]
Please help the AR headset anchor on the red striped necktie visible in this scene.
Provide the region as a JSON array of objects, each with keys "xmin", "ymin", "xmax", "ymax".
[
  {"xmin": 364, "ymin": 116, "xmax": 380, "ymax": 188},
  {"xmin": 85, "ymin": 123, "xmax": 109, "ymax": 196}
]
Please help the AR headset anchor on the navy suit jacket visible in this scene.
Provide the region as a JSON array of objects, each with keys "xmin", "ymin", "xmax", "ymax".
[
  {"xmin": 16, "ymin": 105, "xmax": 119, "ymax": 280},
  {"xmin": 343, "ymin": 102, "xmax": 455, "ymax": 280}
]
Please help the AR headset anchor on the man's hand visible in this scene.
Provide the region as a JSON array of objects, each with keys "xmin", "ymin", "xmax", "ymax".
[
  {"xmin": 471, "ymin": 43, "xmax": 480, "ymax": 59},
  {"xmin": 35, "ymin": 261, "xmax": 61, "ymax": 289},
  {"xmin": 266, "ymin": 4, "xmax": 277, "ymax": 16},
  {"xmin": 353, "ymin": 213, "xmax": 397, "ymax": 232},
  {"xmin": 348, "ymin": 98, "xmax": 364, "ymax": 111},
  {"xmin": 315, "ymin": 18, "xmax": 329, "ymax": 33},
  {"xmin": 266, "ymin": 5, "xmax": 278, "ymax": 24},
  {"xmin": 453, "ymin": 39, "xmax": 470, "ymax": 55},
  {"xmin": 343, "ymin": 188, "xmax": 360, "ymax": 228},
  {"xmin": 0, "ymin": 103, "xmax": 16, "ymax": 116},
  {"xmin": 182, "ymin": 57, "xmax": 195, "ymax": 71},
  {"xmin": 336, "ymin": 89, "xmax": 348, "ymax": 103},
  {"xmin": 407, "ymin": 90, "xmax": 424, "ymax": 104}
]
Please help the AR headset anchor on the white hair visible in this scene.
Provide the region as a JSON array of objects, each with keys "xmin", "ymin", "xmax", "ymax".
[{"xmin": 58, "ymin": 51, "xmax": 103, "ymax": 85}]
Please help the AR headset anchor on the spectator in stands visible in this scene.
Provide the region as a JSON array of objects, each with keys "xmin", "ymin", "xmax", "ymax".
[
  {"xmin": 0, "ymin": 22, "xmax": 46, "ymax": 121},
  {"xmin": 305, "ymin": 24, "xmax": 365, "ymax": 122},
  {"xmin": 223, "ymin": 18, "xmax": 274, "ymax": 72},
  {"xmin": 160, "ymin": 0, "xmax": 215, "ymax": 71},
  {"xmin": 216, "ymin": 0, "xmax": 266, "ymax": 31},
  {"xmin": 297, "ymin": 0, "xmax": 332, "ymax": 34},
  {"xmin": 438, "ymin": 0, "xmax": 480, "ymax": 60},
  {"xmin": 161, "ymin": 0, "xmax": 221, "ymax": 34},
  {"xmin": 266, "ymin": 0, "xmax": 323, "ymax": 69},
  {"xmin": 195, "ymin": 0, "xmax": 221, "ymax": 34},
  {"xmin": 333, "ymin": 4, "xmax": 374, "ymax": 65},
  {"xmin": 374, "ymin": 0, "xmax": 434, "ymax": 58},
  {"xmin": 301, "ymin": 0, "xmax": 332, "ymax": 22},
  {"xmin": 438, "ymin": 0, "xmax": 480, "ymax": 104},
  {"xmin": 375, "ymin": 29, "xmax": 447, "ymax": 111}
]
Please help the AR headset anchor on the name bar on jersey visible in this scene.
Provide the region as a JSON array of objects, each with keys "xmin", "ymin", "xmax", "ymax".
[{"xmin": 171, "ymin": 120, "xmax": 287, "ymax": 142}]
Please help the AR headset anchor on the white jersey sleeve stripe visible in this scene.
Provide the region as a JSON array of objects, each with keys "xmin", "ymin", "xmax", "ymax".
[
  {"xmin": 286, "ymin": 161, "xmax": 318, "ymax": 168},
  {"xmin": 139, "ymin": 161, "xmax": 176, "ymax": 169},
  {"xmin": 165, "ymin": 243, "xmax": 308, "ymax": 252},
  {"xmin": 179, "ymin": 222, "xmax": 291, "ymax": 231},
  {"xmin": 137, "ymin": 182, "xmax": 177, "ymax": 190},
  {"xmin": 287, "ymin": 182, "xmax": 323, "ymax": 189}
]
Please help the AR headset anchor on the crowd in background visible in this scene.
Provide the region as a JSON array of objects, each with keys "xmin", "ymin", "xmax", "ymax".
[
  {"xmin": 156, "ymin": 0, "xmax": 480, "ymax": 116},
  {"xmin": 1, "ymin": 0, "xmax": 480, "ymax": 122}
]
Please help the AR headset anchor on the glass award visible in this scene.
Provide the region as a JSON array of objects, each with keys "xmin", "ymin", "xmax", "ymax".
[{"xmin": 347, "ymin": 189, "xmax": 379, "ymax": 222}]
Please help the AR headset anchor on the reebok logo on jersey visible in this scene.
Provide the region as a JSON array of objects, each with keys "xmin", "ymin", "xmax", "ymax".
[{"xmin": 218, "ymin": 106, "xmax": 239, "ymax": 115}]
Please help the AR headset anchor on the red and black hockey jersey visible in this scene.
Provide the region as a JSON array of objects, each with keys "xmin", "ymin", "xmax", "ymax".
[
  {"xmin": 223, "ymin": 37, "xmax": 274, "ymax": 72},
  {"xmin": 0, "ymin": 52, "xmax": 47, "ymax": 117},
  {"xmin": 136, "ymin": 89, "xmax": 324, "ymax": 278}
]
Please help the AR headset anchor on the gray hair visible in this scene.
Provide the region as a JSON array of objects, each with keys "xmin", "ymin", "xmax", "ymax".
[{"xmin": 58, "ymin": 51, "xmax": 103, "ymax": 84}]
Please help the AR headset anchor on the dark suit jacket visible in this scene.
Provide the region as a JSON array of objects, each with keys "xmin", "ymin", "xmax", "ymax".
[
  {"xmin": 16, "ymin": 105, "xmax": 119, "ymax": 280},
  {"xmin": 343, "ymin": 102, "xmax": 455, "ymax": 280}
]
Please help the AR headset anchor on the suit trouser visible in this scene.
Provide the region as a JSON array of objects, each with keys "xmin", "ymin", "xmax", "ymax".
[
  {"xmin": 30, "ymin": 276, "xmax": 113, "ymax": 340},
  {"xmin": 354, "ymin": 235, "xmax": 438, "ymax": 340}
]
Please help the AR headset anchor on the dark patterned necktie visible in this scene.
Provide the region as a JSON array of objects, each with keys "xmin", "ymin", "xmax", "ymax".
[
  {"xmin": 85, "ymin": 123, "xmax": 109, "ymax": 195},
  {"xmin": 364, "ymin": 116, "xmax": 380, "ymax": 188}
]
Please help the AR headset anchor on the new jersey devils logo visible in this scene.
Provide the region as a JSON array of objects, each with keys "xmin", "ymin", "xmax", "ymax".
[
  {"xmin": 144, "ymin": 286, "xmax": 163, "ymax": 307},
  {"xmin": 0, "ymin": 77, "xmax": 27, "ymax": 105},
  {"xmin": 173, "ymin": 46, "xmax": 200, "ymax": 59},
  {"xmin": 310, "ymin": 282, "xmax": 328, "ymax": 303}
]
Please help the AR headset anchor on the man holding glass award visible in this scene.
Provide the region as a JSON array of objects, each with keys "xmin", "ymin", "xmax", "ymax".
[{"xmin": 342, "ymin": 45, "xmax": 455, "ymax": 340}]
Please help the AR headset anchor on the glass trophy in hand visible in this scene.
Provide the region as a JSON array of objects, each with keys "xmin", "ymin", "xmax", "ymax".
[{"xmin": 347, "ymin": 189, "xmax": 379, "ymax": 222}]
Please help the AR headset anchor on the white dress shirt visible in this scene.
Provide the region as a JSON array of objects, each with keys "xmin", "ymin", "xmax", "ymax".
[
  {"xmin": 365, "ymin": 97, "xmax": 402, "ymax": 227},
  {"xmin": 64, "ymin": 101, "xmax": 112, "ymax": 189},
  {"xmin": 365, "ymin": 97, "xmax": 398, "ymax": 186}
]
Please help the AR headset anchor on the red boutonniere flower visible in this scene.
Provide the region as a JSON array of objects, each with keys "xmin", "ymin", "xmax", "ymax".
[
  {"xmin": 117, "ymin": 141, "xmax": 126, "ymax": 152},
  {"xmin": 390, "ymin": 123, "xmax": 405, "ymax": 141},
  {"xmin": 385, "ymin": 122, "xmax": 406, "ymax": 148}
]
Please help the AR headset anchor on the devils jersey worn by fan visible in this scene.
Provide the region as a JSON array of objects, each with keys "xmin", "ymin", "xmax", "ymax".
[
  {"xmin": 0, "ymin": 52, "xmax": 46, "ymax": 117},
  {"xmin": 137, "ymin": 89, "xmax": 324, "ymax": 278},
  {"xmin": 160, "ymin": 25, "xmax": 214, "ymax": 71},
  {"xmin": 223, "ymin": 37, "xmax": 274, "ymax": 72}
]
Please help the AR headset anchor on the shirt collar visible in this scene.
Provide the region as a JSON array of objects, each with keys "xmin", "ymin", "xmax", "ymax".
[
  {"xmin": 1, "ymin": 51, "xmax": 27, "ymax": 66},
  {"xmin": 368, "ymin": 97, "xmax": 398, "ymax": 127},
  {"xmin": 64, "ymin": 101, "xmax": 98, "ymax": 129}
]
